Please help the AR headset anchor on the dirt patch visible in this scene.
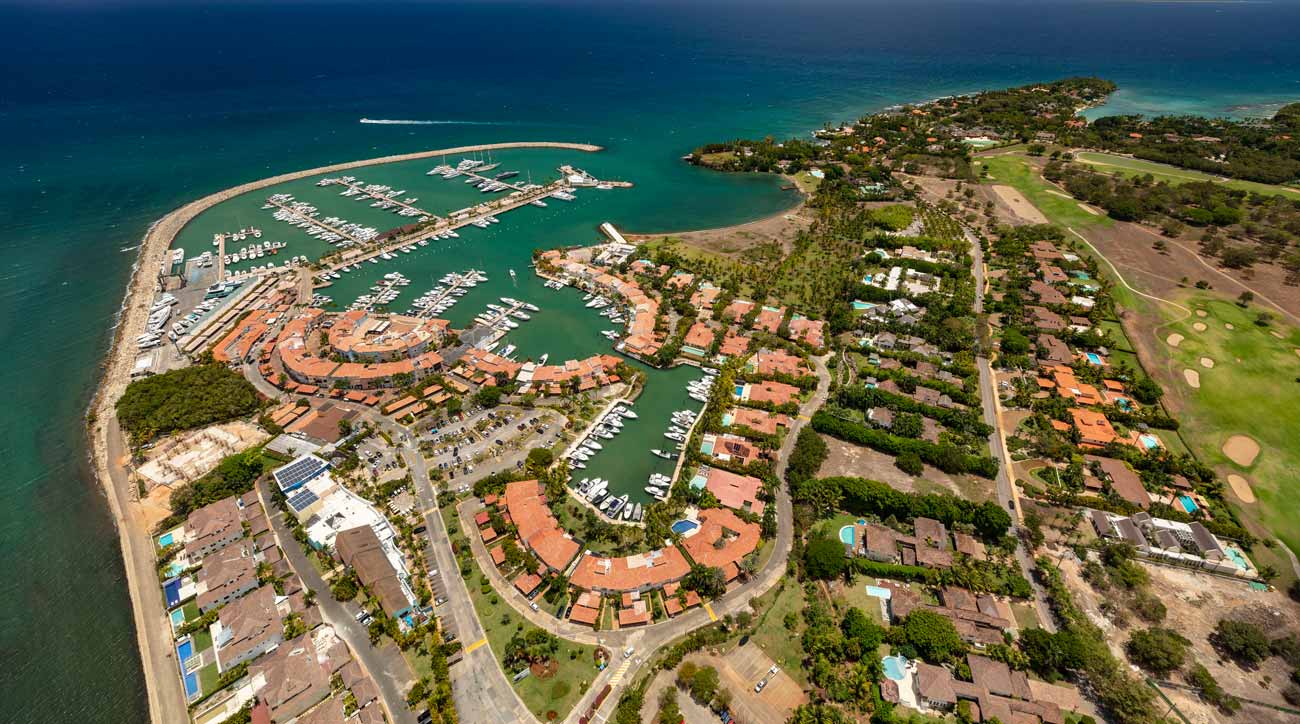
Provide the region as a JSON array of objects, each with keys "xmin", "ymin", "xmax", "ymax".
[
  {"xmin": 1166, "ymin": 333, "xmax": 1184, "ymax": 347},
  {"xmin": 1146, "ymin": 565, "xmax": 1300, "ymax": 711},
  {"xmin": 990, "ymin": 185, "xmax": 1049, "ymax": 224},
  {"xmin": 1193, "ymin": 322, "xmax": 1207, "ymax": 332},
  {"xmin": 529, "ymin": 659, "xmax": 559, "ymax": 679},
  {"xmin": 818, "ymin": 434, "xmax": 986, "ymax": 500},
  {"xmin": 1200, "ymin": 357, "xmax": 1215, "ymax": 368},
  {"xmin": 1183, "ymin": 369, "xmax": 1200, "ymax": 388},
  {"xmin": 1078, "ymin": 221, "xmax": 1300, "ymax": 321},
  {"xmin": 1225, "ymin": 322, "xmax": 1235, "ymax": 330},
  {"xmin": 1227, "ymin": 474, "xmax": 1257, "ymax": 504},
  {"xmin": 626, "ymin": 200, "xmax": 811, "ymax": 257},
  {"xmin": 1223, "ymin": 434, "xmax": 1261, "ymax": 466}
]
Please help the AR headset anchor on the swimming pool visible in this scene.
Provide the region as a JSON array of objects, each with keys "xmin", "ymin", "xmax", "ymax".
[
  {"xmin": 163, "ymin": 578, "xmax": 183, "ymax": 609},
  {"xmin": 671, "ymin": 520, "xmax": 699, "ymax": 535},
  {"xmin": 1115, "ymin": 397, "xmax": 1131, "ymax": 411},
  {"xmin": 853, "ymin": 300, "xmax": 876, "ymax": 311},
  {"xmin": 839, "ymin": 525, "xmax": 855, "ymax": 546},
  {"xmin": 1139, "ymin": 433, "xmax": 1160, "ymax": 450},
  {"xmin": 689, "ymin": 474, "xmax": 708, "ymax": 490},
  {"xmin": 157, "ymin": 531, "xmax": 175, "ymax": 548},
  {"xmin": 699, "ymin": 439, "xmax": 715, "ymax": 456},
  {"xmin": 169, "ymin": 608, "xmax": 186, "ymax": 629},
  {"xmin": 882, "ymin": 655, "xmax": 909, "ymax": 681},
  {"xmin": 865, "ymin": 585, "xmax": 892, "ymax": 600},
  {"xmin": 1085, "ymin": 352, "xmax": 1104, "ymax": 365},
  {"xmin": 1071, "ymin": 271, "xmax": 1091, "ymax": 280},
  {"xmin": 1225, "ymin": 546, "xmax": 1251, "ymax": 571},
  {"xmin": 1178, "ymin": 495, "xmax": 1198, "ymax": 514},
  {"xmin": 721, "ymin": 413, "xmax": 734, "ymax": 427},
  {"xmin": 733, "ymin": 384, "xmax": 746, "ymax": 398}
]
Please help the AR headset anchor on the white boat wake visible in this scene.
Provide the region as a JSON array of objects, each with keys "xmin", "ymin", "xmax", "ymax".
[{"xmin": 359, "ymin": 118, "xmax": 505, "ymax": 126}]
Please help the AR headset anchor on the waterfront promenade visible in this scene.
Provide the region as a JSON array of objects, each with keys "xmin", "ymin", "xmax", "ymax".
[{"xmin": 90, "ymin": 141, "xmax": 602, "ymax": 724}]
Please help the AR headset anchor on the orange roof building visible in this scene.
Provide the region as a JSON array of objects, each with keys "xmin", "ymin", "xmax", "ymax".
[
  {"xmin": 501, "ymin": 480, "xmax": 580, "ymax": 574},
  {"xmin": 1071, "ymin": 408, "xmax": 1118, "ymax": 448},
  {"xmin": 570, "ymin": 547, "xmax": 691, "ymax": 595},
  {"xmin": 681, "ymin": 509, "xmax": 761, "ymax": 571}
]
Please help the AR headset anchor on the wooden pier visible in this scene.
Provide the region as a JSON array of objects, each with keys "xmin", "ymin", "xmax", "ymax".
[
  {"xmin": 264, "ymin": 197, "xmax": 373, "ymax": 246},
  {"xmin": 322, "ymin": 178, "xmax": 442, "ymax": 222}
]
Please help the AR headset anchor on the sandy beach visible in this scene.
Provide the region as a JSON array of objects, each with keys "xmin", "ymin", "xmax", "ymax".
[{"xmin": 87, "ymin": 141, "xmax": 603, "ymax": 724}]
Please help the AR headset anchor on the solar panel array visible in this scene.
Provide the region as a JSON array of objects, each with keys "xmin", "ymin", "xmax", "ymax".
[
  {"xmin": 274, "ymin": 455, "xmax": 327, "ymax": 492},
  {"xmin": 286, "ymin": 487, "xmax": 320, "ymax": 514}
]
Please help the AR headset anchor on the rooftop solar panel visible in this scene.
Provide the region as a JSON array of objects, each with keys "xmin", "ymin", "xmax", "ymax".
[{"xmin": 274, "ymin": 454, "xmax": 327, "ymax": 492}]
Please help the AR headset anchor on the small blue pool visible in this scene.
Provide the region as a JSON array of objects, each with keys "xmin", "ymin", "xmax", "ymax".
[
  {"xmin": 1178, "ymin": 495, "xmax": 1198, "ymax": 514},
  {"xmin": 1115, "ymin": 397, "xmax": 1132, "ymax": 411},
  {"xmin": 839, "ymin": 525, "xmax": 855, "ymax": 546},
  {"xmin": 1085, "ymin": 352, "xmax": 1104, "ymax": 365},
  {"xmin": 866, "ymin": 585, "xmax": 892, "ymax": 600},
  {"xmin": 853, "ymin": 300, "xmax": 876, "ymax": 311},
  {"xmin": 164, "ymin": 561, "xmax": 185, "ymax": 578},
  {"xmin": 721, "ymin": 413, "xmax": 734, "ymax": 427},
  {"xmin": 169, "ymin": 608, "xmax": 186, "ymax": 628},
  {"xmin": 882, "ymin": 655, "xmax": 909, "ymax": 681},
  {"xmin": 1139, "ymin": 433, "xmax": 1160, "ymax": 450},
  {"xmin": 733, "ymin": 385, "xmax": 745, "ymax": 397},
  {"xmin": 700, "ymin": 439, "xmax": 715, "ymax": 455},
  {"xmin": 1225, "ymin": 546, "xmax": 1250, "ymax": 571},
  {"xmin": 163, "ymin": 579, "xmax": 182, "ymax": 609},
  {"xmin": 1071, "ymin": 271, "xmax": 1091, "ymax": 280},
  {"xmin": 671, "ymin": 520, "xmax": 699, "ymax": 535},
  {"xmin": 157, "ymin": 531, "xmax": 175, "ymax": 548}
]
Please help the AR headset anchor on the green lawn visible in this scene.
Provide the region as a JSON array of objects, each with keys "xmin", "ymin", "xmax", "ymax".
[
  {"xmin": 748, "ymin": 580, "xmax": 809, "ymax": 687},
  {"xmin": 1074, "ymin": 151, "xmax": 1300, "ymax": 199},
  {"xmin": 1153, "ymin": 296, "xmax": 1300, "ymax": 567},
  {"xmin": 197, "ymin": 663, "xmax": 220, "ymax": 695},
  {"xmin": 977, "ymin": 154, "xmax": 1111, "ymax": 229},
  {"xmin": 182, "ymin": 601, "xmax": 200, "ymax": 622},
  {"xmin": 444, "ymin": 506, "xmax": 598, "ymax": 721},
  {"xmin": 191, "ymin": 628, "xmax": 213, "ymax": 653}
]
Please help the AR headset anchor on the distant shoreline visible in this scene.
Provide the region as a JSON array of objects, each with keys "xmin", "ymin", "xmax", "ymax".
[{"xmin": 88, "ymin": 140, "xmax": 603, "ymax": 724}]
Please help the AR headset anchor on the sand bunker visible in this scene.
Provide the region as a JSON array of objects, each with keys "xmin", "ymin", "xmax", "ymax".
[
  {"xmin": 1078, "ymin": 203, "xmax": 1101, "ymax": 215},
  {"xmin": 1222, "ymin": 435, "xmax": 1260, "ymax": 467},
  {"xmin": 1183, "ymin": 369, "xmax": 1200, "ymax": 387},
  {"xmin": 1045, "ymin": 189, "xmax": 1073, "ymax": 199},
  {"xmin": 1227, "ymin": 474, "xmax": 1256, "ymax": 504},
  {"xmin": 1192, "ymin": 322, "xmax": 1207, "ymax": 332},
  {"xmin": 1271, "ymin": 330, "xmax": 1284, "ymax": 339},
  {"xmin": 1166, "ymin": 333, "xmax": 1184, "ymax": 347},
  {"xmin": 991, "ymin": 185, "xmax": 1049, "ymax": 224},
  {"xmin": 1225, "ymin": 322, "xmax": 1235, "ymax": 330},
  {"xmin": 1195, "ymin": 309, "xmax": 1208, "ymax": 318},
  {"xmin": 1200, "ymin": 357, "xmax": 1214, "ymax": 368}
]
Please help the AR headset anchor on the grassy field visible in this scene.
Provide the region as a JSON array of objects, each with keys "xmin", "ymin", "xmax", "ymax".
[
  {"xmin": 1074, "ymin": 151, "xmax": 1300, "ymax": 199},
  {"xmin": 442, "ymin": 506, "xmax": 599, "ymax": 721},
  {"xmin": 1154, "ymin": 294, "xmax": 1300, "ymax": 580},
  {"xmin": 748, "ymin": 580, "xmax": 809, "ymax": 687},
  {"xmin": 976, "ymin": 154, "xmax": 1110, "ymax": 229}
]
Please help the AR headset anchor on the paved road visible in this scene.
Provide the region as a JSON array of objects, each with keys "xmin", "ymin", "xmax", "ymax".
[
  {"xmin": 256, "ymin": 478, "xmax": 417, "ymax": 724},
  {"xmin": 239, "ymin": 354, "xmax": 832, "ymax": 723},
  {"xmin": 967, "ymin": 228, "xmax": 1057, "ymax": 633},
  {"xmin": 103, "ymin": 419, "xmax": 191, "ymax": 724}
]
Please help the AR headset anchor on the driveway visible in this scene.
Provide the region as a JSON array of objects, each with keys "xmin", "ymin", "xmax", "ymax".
[{"xmin": 255, "ymin": 477, "xmax": 417, "ymax": 724}]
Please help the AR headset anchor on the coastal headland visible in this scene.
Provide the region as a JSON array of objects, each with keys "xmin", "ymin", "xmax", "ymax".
[{"xmin": 88, "ymin": 141, "xmax": 602, "ymax": 724}]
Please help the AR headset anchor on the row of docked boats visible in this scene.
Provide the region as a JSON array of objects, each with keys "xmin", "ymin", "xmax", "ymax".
[
  {"xmin": 572, "ymin": 477, "xmax": 643, "ymax": 523},
  {"xmin": 348, "ymin": 272, "xmax": 408, "ymax": 312},
  {"xmin": 263, "ymin": 193, "xmax": 379, "ymax": 248},
  {"xmin": 406, "ymin": 269, "xmax": 486, "ymax": 317},
  {"xmin": 211, "ymin": 228, "xmax": 261, "ymax": 245},
  {"xmin": 686, "ymin": 368, "xmax": 718, "ymax": 403},
  {"xmin": 224, "ymin": 240, "xmax": 286, "ymax": 264},
  {"xmin": 319, "ymin": 176, "xmax": 432, "ymax": 221}
]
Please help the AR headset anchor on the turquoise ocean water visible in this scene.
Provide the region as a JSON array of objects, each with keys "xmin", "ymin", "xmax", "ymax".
[{"xmin": 3, "ymin": 1, "xmax": 1299, "ymax": 720}]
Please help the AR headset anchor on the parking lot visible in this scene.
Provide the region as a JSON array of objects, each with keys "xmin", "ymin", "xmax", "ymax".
[{"xmin": 420, "ymin": 407, "xmax": 565, "ymax": 486}]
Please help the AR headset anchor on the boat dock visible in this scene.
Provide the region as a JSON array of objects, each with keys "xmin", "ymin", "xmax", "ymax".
[
  {"xmin": 263, "ymin": 196, "xmax": 372, "ymax": 246},
  {"xmin": 321, "ymin": 175, "xmax": 595, "ymax": 272},
  {"xmin": 451, "ymin": 169, "xmax": 526, "ymax": 193},
  {"xmin": 319, "ymin": 177, "xmax": 442, "ymax": 223}
]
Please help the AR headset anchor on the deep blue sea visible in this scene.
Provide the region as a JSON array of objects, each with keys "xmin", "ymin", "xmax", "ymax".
[{"xmin": 2, "ymin": 1, "xmax": 1298, "ymax": 720}]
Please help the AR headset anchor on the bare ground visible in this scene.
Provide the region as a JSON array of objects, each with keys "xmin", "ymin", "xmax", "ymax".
[
  {"xmin": 1080, "ymin": 222, "xmax": 1300, "ymax": 324},
  {"xmin": 625, "ymin": 199, "xmax": 813, "ymax": 258},
  {"xmin": 1147, "ymin": 565, "xmax": 1300, "ymax": 712},
  {"xmin": 817, "ymin": 434, "xmax": 992, "ymax": 501}
]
